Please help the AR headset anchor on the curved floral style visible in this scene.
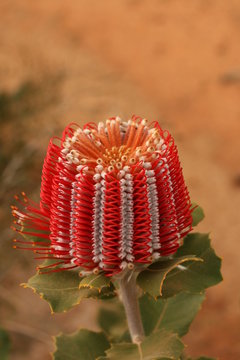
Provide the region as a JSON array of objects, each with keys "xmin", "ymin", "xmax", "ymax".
[{"xmin": 12, "ymin": 116, "xmax": 193, "ymax": 276}]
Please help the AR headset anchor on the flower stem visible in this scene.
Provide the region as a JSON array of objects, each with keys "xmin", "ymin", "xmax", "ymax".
[{"xmin": 118, "ymin": 271, "xmax": 145, "ymax": 344}]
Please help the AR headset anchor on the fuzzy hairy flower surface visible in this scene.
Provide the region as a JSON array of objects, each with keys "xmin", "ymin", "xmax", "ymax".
[{"xmin": 12, "ymin": 116, "xmax": 192, "ymax": 276}]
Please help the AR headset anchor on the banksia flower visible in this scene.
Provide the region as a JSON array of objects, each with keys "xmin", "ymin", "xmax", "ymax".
[{"xmin": 12, "ymin": 116, "xmax": 192, "ymax": 276}]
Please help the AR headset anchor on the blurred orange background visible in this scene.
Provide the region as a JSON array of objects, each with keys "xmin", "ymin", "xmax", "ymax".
[{"xmin": 0, "ymin": 1, "xmax": 239, "ymax": 359}]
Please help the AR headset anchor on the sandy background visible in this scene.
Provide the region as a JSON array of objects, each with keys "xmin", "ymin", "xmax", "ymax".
[{"xmin": 0, "ymin": 1, "xmax": 239, "ymax": 359}]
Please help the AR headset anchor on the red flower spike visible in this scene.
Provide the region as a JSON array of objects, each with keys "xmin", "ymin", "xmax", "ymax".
[{"xmin": 12, "ymin": 116, "xmax": 193, "ymax": 276}]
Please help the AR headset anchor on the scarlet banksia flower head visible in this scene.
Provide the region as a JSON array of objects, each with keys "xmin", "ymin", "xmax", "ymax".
[{"xmin": 12, "ymin": 116, "xmax": 193, "ymax": 276}]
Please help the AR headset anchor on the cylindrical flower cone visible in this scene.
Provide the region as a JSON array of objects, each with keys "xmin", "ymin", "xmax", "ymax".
[{"xmin": 12, "ymin": 116, "xmax": 193, "ymax": 276}]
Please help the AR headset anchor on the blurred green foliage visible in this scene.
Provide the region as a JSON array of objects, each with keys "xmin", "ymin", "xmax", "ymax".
[{"xmin": 0, "ymin": 328, "xmax": 10, "ymax": 360}]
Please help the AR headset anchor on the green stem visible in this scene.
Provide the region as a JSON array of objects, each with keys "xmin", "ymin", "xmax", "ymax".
[{"xmin": 118, "ymin": 272, "xmax": 145, "ymax": 344}]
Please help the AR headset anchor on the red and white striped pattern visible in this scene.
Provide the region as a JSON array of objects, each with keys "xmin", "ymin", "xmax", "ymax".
[{"xmin": 12, "ymin": 116, "xmax": 193, "ymax": 276}]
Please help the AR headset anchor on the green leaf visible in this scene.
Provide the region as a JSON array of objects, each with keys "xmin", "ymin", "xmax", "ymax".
[
  {"xmin": 0, "ymin": 328, "xmax": 10, "ymax": 360},
  {"xmin": 161, "ymin": 233, "xmax": 222, "ymax": 297},
  {"xmin": 137, "ymin": 255, "xmax": 202, "ymax": 297},
  {"xmin": 138, "ymin": 233, "xmax": 222, "ymax": 298},
  {"xmin": 191, "ymin": 204, "xmax": 205, "ymax": 226},
  {"xmin": 23, "ymin": 269, "xmax": 87, "ymax": 313},
  {"xmin": 79, "ymin": 273, "xmax": 111, "ymax": 291},
  {"xmin": 140, "ymin": 292, "xmax": 205, "ymax": 337},
  {"xmin": 98, "ymin": 306, "xmax": 127, "ymax": 336},
  {"xmin": 187, "ymin": 357, "xmax": 216, "ymax": 360},
  {"xmin": 23, "ymin": 269, "xmax": 115, "ymax": 313},
  {"xmin": 53, "ymin": 329, "xmax": 110, "ymax": 360},
  {"xmin": 101, "ymin": 329, "xmax": 184, "ymax": 360},
  {"xmin": 98, "ymin": 305, "xmax": 127, "ymax": 340}
]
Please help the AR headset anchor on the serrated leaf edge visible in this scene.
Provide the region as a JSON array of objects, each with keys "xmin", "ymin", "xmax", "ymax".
[
  {"xmin": 157, "ymin": 257, "xmax": 203, "ymax": 296},
  {"xmin": 79, "ymin": 274, "xmax": 111, "ymax": 292},
  {"xmin": 21, "ymin": 281, "xmax": 83, "ymax": 314},
  {"xmin": 51, "ymin": 330, "xmax": 111, "ymax": 360},
  {"xmin": 138, "ymin": 256, "xmax": 203, "ymax": 297},
  {"xmin": 101, "ymin": 330, "xmax": 185, "ymax": 360},
  {"xmin": 151, "ymin": 291, "xmax": 206, "ymax": 336}
]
